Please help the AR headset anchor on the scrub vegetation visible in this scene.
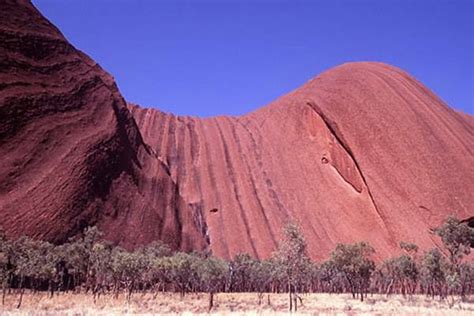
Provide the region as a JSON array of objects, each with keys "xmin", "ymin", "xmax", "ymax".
[{"xmin": 0, "ymin": 216, "xmax": 472, "ymax": 313}]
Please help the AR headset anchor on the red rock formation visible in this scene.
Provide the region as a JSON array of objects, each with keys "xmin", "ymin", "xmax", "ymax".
[
  {"xmin": 1, "ymin": 1, "xmax": 473, "ymax": 260},
  {"xmin": 0, "ymin": 0, "xmax": 208, "ymax": 252}
]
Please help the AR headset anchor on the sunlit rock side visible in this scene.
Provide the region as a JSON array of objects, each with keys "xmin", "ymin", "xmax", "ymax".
[
  {"xmin": 129, "ymin": 62, "xmax": 473, "ymax": 260},
  {"xmin": 1, "ymin": 0, "xmax": 472, "ymax": 260}
]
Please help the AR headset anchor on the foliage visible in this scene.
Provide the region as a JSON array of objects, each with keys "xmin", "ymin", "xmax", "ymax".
[
  {"xmin": 273, "ymin": 222, "xmax": 311, "ymax": 289},
  {"xmin": 399, "ymin": 241, "xmax": 418, "ymax": 255},
  {"xmin": 420, "ymin": 248, "xmax": 446, "ymax": 297},
  {"xmin": 434, "ymin": 216, "xmax": 473, "ymax": 267},
  {"xmin": 272, "ymin": 222, "xmax": 311, "ymax": 311},
  {"xmin": 378, "ymin": 254, "xmax": 418, "ymax": 296},
  {"xmin": 329, "ymin": 242, "xmax": 375, "ymax": 301},
  {"xmin": 0, "ymin": 216, "xmax": 472, "ymax": 306}
]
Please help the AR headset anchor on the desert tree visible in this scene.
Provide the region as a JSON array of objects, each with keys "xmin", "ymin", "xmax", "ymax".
[
  {"xmin": 88, "ymin": 242, "xmax": 114, "ymax": 301},
  {"xmin": 149, "ymin": 256, "xmax": 173, "ymax": 295},
  {"xmin": 433, "ymin": 216, "xmax": 473, "ymax": 298},
  {"xmin": 458, "ymin": 262, "xmax": 474, "ymax": 299},
  {"xmin": 11, "ymin": 237, "xmax": 34, "ymax": 307},
  {"xmin": 379, "ymin": 254, "xmax": 418, "ymax": 296},
  {"xmin": 135, "ymin": 241, "xmax": 171, "ymax": 294},
  {"xmin": 62, "ymin": 240, "xmax": 87, "ymax": 290},
  {"xmin": 420, "ymin": 248, "xmax": 446, "ymax": 298},
  {"xmin": 138, "ymin": 241, "xmax": 172, "ymax": 259},
  {"xmin": 110, "ymin": 247, "xmax": 148, "ymax": 302},
  {"xmin": 249, "ymin": 259, "xmax": 274, "ymax": 305},
  {"xmin": 377, "ymin": 241, "xmax": 419, "ymax": 296},
  {"xmin": 318, "ymin": 260, "xmax": 335, "ymax": 293},
  {"xmin": 228, "ymin": 253, "xmax": 255, "ymax": 292},
  {"xmin": 273, "ymin": 221, "xmax": 310, "ymax": 311},
  {"xmin": 166, "ymin": 252, "xmax": 198, "ymax": 296},
  {"xmin": 434, "ymin": 216, "xmax": 473, "ymax": 268},
  {"xmin": 81, "ymin": 226, "xmax": 104, "ymax": 287},
  {"xmin": 0, "ymin": 227, "xmax": 13, "ymax": 305},
  {"xmin": 195, "ymin": 256, "xmax": 228, "ymax": 311},
  {"xmin": 11, "ymin": 237, "xmax": 55, "ymax": 307},
  {"xmin": 59, "ymin": 226, "xmax": 104, "ymax": 291},
  {"xmin": 329, "ymin": 241, "xmax": 375, "ymax": 301},
  {"xmin": 399, "ymin": 241, "xmax": 419, "ymax": 255}
]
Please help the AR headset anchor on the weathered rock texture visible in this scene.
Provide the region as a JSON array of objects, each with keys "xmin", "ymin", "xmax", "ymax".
[
  {"xmin": 1, "ymin": 0, "xmax": 473, "ymax": 260},
  {"xmin": 0, "ymin": 0, "xmax": 208, "ymax": 252}
]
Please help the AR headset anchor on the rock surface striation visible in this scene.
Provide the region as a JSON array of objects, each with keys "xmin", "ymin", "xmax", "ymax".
[{"xmin": 1, "ymin": 0, "xmax": 473, "ymax": 259}]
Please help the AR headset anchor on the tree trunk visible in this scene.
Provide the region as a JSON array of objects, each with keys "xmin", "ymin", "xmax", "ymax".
[
  {"xmin": 66, "ymin": 274, "xmax": 72, "ymax": 293},
  {"xmin": 93, "ymin": 285, "xmax": 98, "ymax": 304},
  {"xmin": 2, "ymin": 282, "xmax": 6, "ymax": 305},
  {"xmin": 17, "ymin": 276, "xmax": 24, "ymax": 309},
  {"xmin": 49, "ymin": 279, "xmax": 54, "ymax": 298},
  {"xmin": 288, "ymin": 278, "xmax": 293, "ymax": 312},
  {"xmin": 127, "ymin": 283, "xmax": 134, "ymax": 303},
  {"xmin": 289, "ymin": 290, "xmax": 292, "ymax": 312},
  {"xmin": 208, "ymin": 292, "xmax": 214, "ymax": 312}
]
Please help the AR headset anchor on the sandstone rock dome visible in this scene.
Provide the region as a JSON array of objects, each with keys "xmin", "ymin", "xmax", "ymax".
[{"xmin": 1, "ymin": 0, "xmax": 472, "ymax": 260}]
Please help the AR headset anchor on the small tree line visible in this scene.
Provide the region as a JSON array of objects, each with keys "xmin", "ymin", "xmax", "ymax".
[{"xmin": 0, "ymin": 216, "xmax": 472, "ymax": 310}]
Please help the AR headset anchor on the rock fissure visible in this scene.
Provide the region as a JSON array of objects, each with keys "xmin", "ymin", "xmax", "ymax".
[
  {"xmin": 226, "ymin": 117, "xmax": 278, "ymax": 248},
  {"xmin": 306, "ymin": 101, "xmax": 391, "ymax": 235},
  {"xmin": 215, "ymin": 120, "xmax": 259, "ymax": 258}
]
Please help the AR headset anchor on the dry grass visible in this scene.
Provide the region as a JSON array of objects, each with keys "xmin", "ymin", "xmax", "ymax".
[{"xmin": 1, "ymin": 291, "xmax": 473, "ymax": 315}]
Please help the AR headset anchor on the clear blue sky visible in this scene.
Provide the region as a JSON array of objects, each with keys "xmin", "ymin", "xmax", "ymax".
[{"xmin": 33, "ymin": 0, "xmax": 473, "ymax": 116}]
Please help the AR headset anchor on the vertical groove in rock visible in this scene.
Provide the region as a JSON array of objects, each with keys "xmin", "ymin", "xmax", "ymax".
[
  {"xmin": 236, "ymin": 117, "xmax": 288, "ymax": 220},
  {"xmin": 175, "ymin": 117, "xmax": 187, "ymax": 185},
  {"xmin": 215, "ymin": 119, "xmax": 259, "ymax": 258},
  {"xmin": 198, "ymin": 119, "xmax": 231, "ymax": 258},
  {"xmin": 228, "ymin": 117, "xmax": 277, "ymax": 248}
]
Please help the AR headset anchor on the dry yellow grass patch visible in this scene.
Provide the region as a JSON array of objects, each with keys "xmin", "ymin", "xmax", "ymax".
[{"xmin": 1, "ymin": 292, "xmax": 473, "ymax": 315}]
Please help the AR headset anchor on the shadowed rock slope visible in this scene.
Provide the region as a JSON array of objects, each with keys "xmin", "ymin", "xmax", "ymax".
[
  {"xmin": 1, "ymin": 0, "xmax": 473, "ymax": 260},
  {"xmin": 0, "ymin": 0, "xmax": 208, "ymax": 252}
]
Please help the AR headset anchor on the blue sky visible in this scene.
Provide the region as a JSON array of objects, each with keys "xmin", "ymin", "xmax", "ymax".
[{"xmin": 33, "ymin": 0, "xmax": 473, "ymax": 116}]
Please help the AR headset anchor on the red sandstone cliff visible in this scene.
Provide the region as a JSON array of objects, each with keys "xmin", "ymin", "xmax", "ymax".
[
  {"xmin": 1, "ymin": 0, "xmax": 472, "ymax": 260},
  {"xmin": 0, "ymin": 0, "xmax": 208, "ymax": 252}
]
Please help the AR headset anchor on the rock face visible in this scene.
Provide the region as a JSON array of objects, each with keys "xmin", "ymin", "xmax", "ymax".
[
  {"xmin": 0, "ymin": 0, "xmax": 208, "ymax": 252},
  {"xmin": 1, "ymin": 1, "xmax": 473, "ymax": 260}
]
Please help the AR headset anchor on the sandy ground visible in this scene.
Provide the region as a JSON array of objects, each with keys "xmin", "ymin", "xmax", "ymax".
[{"xmin": 1, "ymin": 292, "xmax": 473, "ymax": 315}]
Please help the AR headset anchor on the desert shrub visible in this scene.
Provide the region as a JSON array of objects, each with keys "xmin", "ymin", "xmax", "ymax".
[
  {"xmin": 328, "ymin": 242, "xmax": 375, "ymax": 301},
  {"xmin": 0, "ymin": 229, "xmax": 13, "ymax": 305},
  {"xmin": 434, "ymin": 216, "xmax": 473, "ymax": 267},
  {"xmin": 166, "ymin": 252, "xmax": 199, "ymax": 296},
  {"xmin": 272, "ymin": 222, "xmax": 311, "ymax": 311},
  {"xmin": 378, "ymin": 254, "xmax": 418, "ymax": 296},
  {"xmin": 0, "ymin": 215, "xmax": 472, "ymax": 303},
  {"xmin": 195, "ymin": 256, "xmax": 228, "ymax": 310},
  {"xmin": 249, "ymin": 259, "xmax": 273, "ymax": 294},
  {"xmin": 434, "ymin": 216, "xmax": 474, "ymax": 299},
  {"xmin": 229, "ymin": 253, "xmax": 255, "ymax": 292},
  {"xmin": 318, "ymin": 260, "xmax": 342, "ymax": 293},
  {"xmin": 458, "ymin": 262, "xmax": 474, "ymax": 299},
  {"xmin": 420, "ymin": 248, "xmax": 446, "ymax": 298}
]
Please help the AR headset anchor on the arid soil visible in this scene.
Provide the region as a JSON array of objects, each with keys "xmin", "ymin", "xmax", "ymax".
[
  {"xmin": 1, "ymin": 292, "xmax": 473, "ymax": 315},
  {"xmin": 1, "ymin": 0, "xmax": 473, "ymax": 260}
]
